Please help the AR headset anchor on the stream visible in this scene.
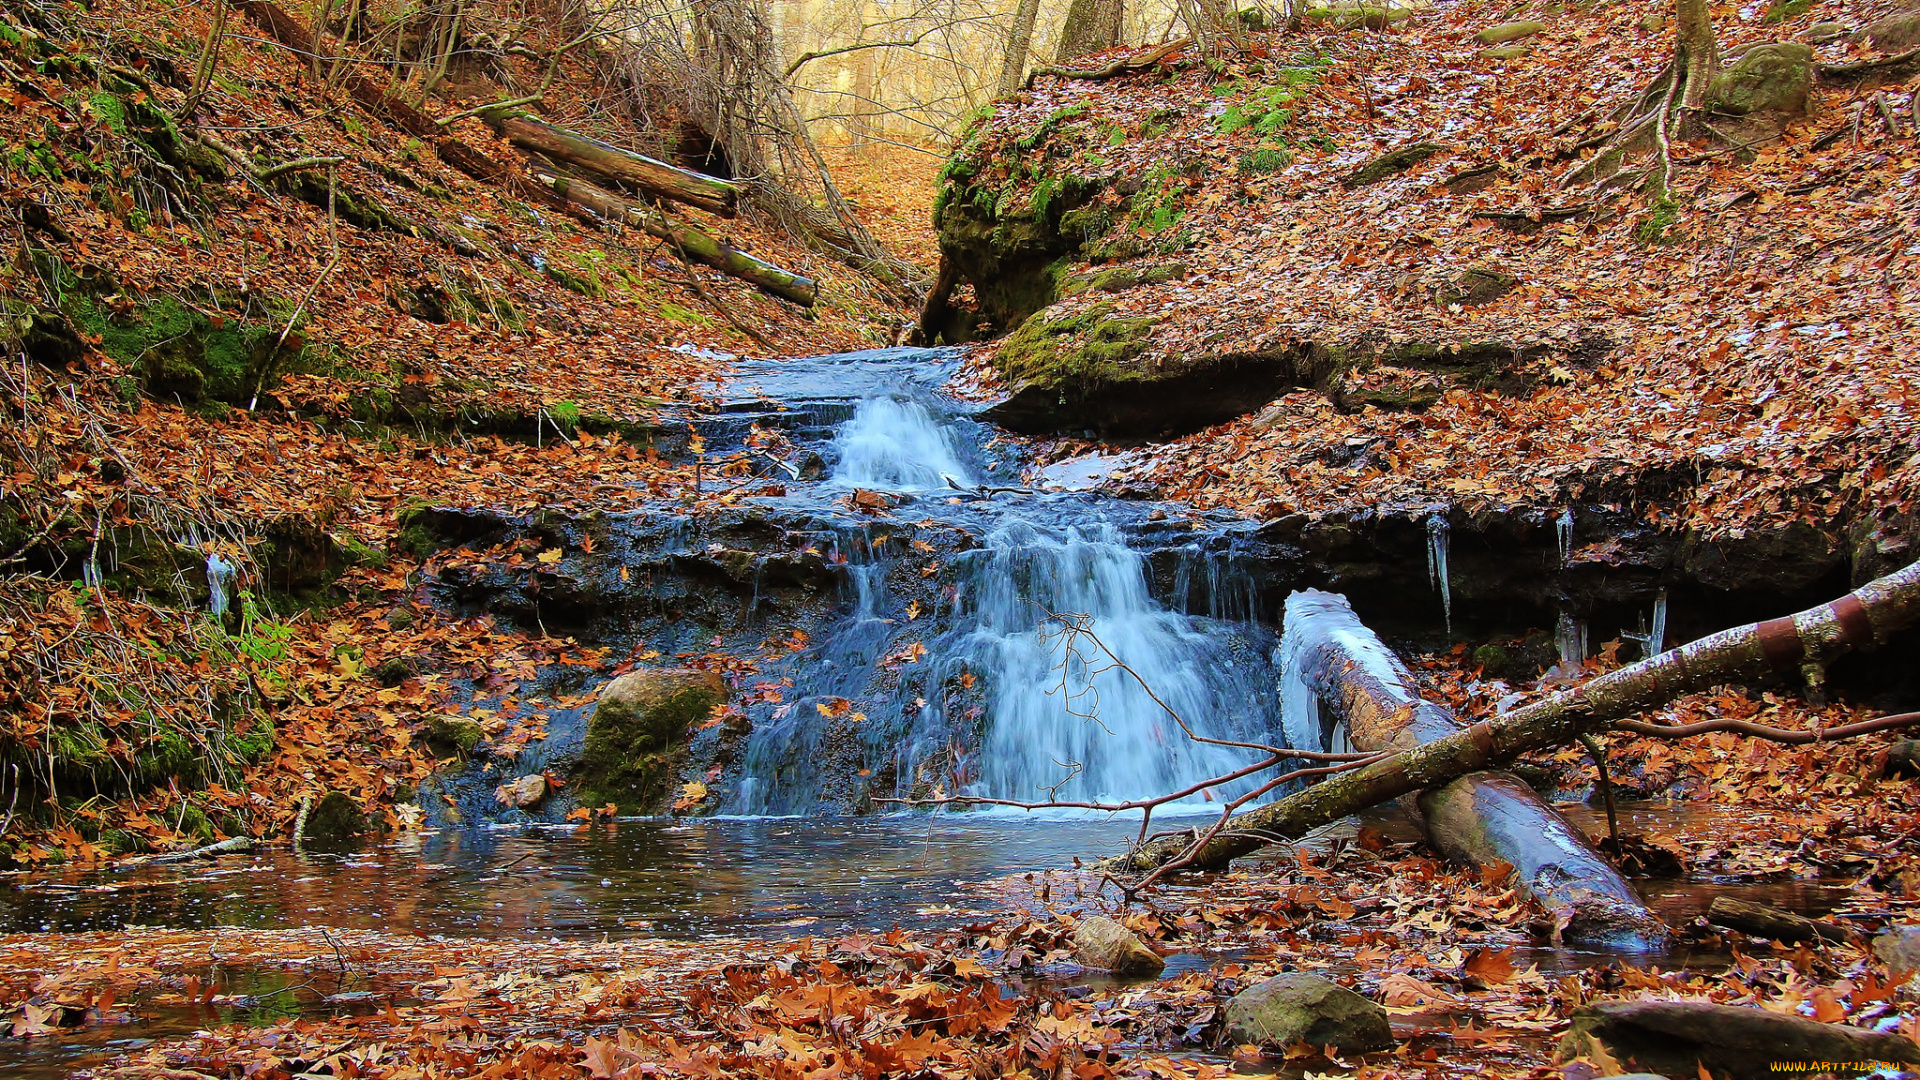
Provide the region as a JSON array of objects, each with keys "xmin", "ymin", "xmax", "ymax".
[{"xmin": 0, "ymin": 346, "xmax": 1872, "ymax": 1076}]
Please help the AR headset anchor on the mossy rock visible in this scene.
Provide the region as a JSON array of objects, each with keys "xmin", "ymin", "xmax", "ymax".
[
  {"xmin": 1763, "ymin": 0, "xmax": 1815, "ymax": 23},
  {"xmin": 423, "ymin": 714, "xmax": 484, "ymax": 756},
  {"xmin": 1480, "ymin": 43, "xmax": 1532, "ymax": 59},
  {"xmin": 302, "ymin": 791, "xmax": 366, "ymax": 844},
  {"xmin": 1473, "ymin": 20, "xmax": 1545, "ymax": 44},
  {"xmin": 994, "ymin": 303, "xmax": 1162, "ymax": 391},
  {"xmin": 1303, "ymin": 5, "xmax": 1412, "ymax": 28},
  {"xmin": 1855, "ymin": 8, "xmax": 1920, "ymax": 49},
  {"xmin": 1059, "ymin": 262, "xmax": 1188, "ymax": 297},
  {"xmin": 1708, "ymin": 42, "xmax": 1813, "ymax": 117},
  {"xmin": 575, "ymin": 669, "xmax": 726, "ymax": 813}
]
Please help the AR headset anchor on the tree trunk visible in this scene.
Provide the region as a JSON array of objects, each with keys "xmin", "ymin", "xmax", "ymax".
[
  {"xmin": 531, "ymin": 170, "xmax": 816, "ymax": 306},
  {"xmin": 996, "ymin": 0, "xmax": 1043, "ymax": 96},
  {"xmin": 1104, "ymin": 558, "xmax": 1920, "ymax": 875},
  {"xmin": 1674, "ymin": 0, "xmax": 1720, "ymax": 112},
  {"xmin": 1057, "ymin": 0, "xmax": 1124, "ymax": 61},
  {"xmin": 1283, "ymin": 590, "xmax": 1664, "ymax": 948},
  {"xmin": 915, "ymin": 254, "xmax": 959, "ymax": 344},
  {"xmin": 488, "ymin": 113, "xmax": 740, "ymax": 217}
]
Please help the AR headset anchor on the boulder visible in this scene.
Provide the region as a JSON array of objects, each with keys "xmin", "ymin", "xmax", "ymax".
[
  {"xmin": 1474, "ymin": 20, "xmax": 1545, "ymax": 44},
  {"xmin": 576, "ymin": 669, "xmax": 726, "ymax": 812},
  {"xmin": 301, "ymin": 790, "xmax": 366, "ymax": 845},
  {"xmin": 1873, "ymin": 924, "xmax": 1920, "ymax": 972},
  {"xmin": 496, "ymin": 774, "xmax": 549, "ymax": 809},
  {"xmin": 1557, "ymin": 999, "xmax": 1920, "ymax": 1080},
  {"xmin": 423, "ymin": 714, "xmax": 484, "ymax": 756},
  {"xmin": 1855, "ymin": 9, "xmax": 1920, "ymax": 50},
  {"xmin": 1707, "ymin": 43, "xmax": 1814, "ymax": 117},
  {"xmin": 1481, "ymin": 44, "xmax": 1533, "ymax": 59},
  {"xmin": 1071, "ymin": 915, "xmax": 1165, "ymax": 976},
  {"xmin": 1223, "ymin": 972, "xmax": 1394, "ymax": 1052}
]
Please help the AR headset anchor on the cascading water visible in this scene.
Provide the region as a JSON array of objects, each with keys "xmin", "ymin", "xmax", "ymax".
[
  {"xmin": 1555, "ymin": 508, "xmax": 1575, "ymax": 566},
  {"xmin": 727, "ymin": 375, "xmax": 1288, "ymax": 814},
  {"xmin": 1555, "ymin": 610, "xmax": 1587, "ymax": 669},
  {"xmin": 958, "ymin": 522, "xmax": 1272, "ymax": 804},
  {"xmin": 831, "ymin": 395, "xmax": 975, "ymax": 491}
]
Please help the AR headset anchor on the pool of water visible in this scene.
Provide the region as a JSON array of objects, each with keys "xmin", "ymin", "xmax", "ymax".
[{"xmin": 1, "ymin": 814, "xmax": 1156, "ymax": 940}]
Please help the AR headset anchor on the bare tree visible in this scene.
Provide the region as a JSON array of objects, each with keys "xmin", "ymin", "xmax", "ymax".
[{"xmin": 995, "ymin": 0, "xmax": 1042, "ymax": 96}]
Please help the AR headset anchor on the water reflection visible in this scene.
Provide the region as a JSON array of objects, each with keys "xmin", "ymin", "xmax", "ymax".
[{"xmin": 1, "ymin": 815, "xmax": 1147, "ymax": 939}]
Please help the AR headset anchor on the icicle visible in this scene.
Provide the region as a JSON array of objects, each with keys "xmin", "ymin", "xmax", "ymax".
[
  {"xmin": 207, "ymin": 552, "xmax": 234, "ymax": 617},
  {"xmin": 1426, "ymin": 512, "xmax": 1451, "ymax": 633},
  {"xmin": 1556, "ymin": 610, "xmax": 1585, "ymax": 667},
  {"xmin": 1649, "ymin": 589, "xmax": 1668, "ymax": 657},
  {"xmin": 1555, "ymin": 509, "xmax": 1574, "ymax": 566}
]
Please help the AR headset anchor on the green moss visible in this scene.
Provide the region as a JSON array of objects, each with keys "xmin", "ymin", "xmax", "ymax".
[
  {"xmin": 658, "ymin": 302, "xmax": 711, "ymax": 326},
  {"xmin": 1763, "ymin": 0, "xmax": 1814, "ymax": 22},
  {"xmin": 576, "ymin": 672, "xmax": 724, "ymax": 812},
  {"xmin": 995, "ymin": 302, "xmax": 1162, "ymax": 390},
  {"xmin": 1633, "ymin": 198, "xmax": 1683, "ymax": 245},
  {"xmin": 423, "ymin": 714, "xmax": 484, "ymax": 755},
  {"xmin": 302, "ymin": 790, "xmax": 365, "ymax": 844},
  {"xmin": 179, "ymin": 802, "xmax": 215, "ymax": 844},
  {"xmin": 1060, "ymin": 262, "xmax": 1187, "ymax": 297},
  {"xmin": 1238, "ymin": 145, "xmax": 1293, "ymax": 174}
]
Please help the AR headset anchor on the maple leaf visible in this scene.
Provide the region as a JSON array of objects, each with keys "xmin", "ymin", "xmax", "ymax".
[
  {"xmin": 672, "ymin": 781, "xmax": 709, "ymax": 811},
  {"xmin": 536, "ymin": 548, "xmax": 563, "ymax": 564},
  {"xmin": 816, "ymin": 697, "xmax": 853, "ymax": 718},
  {"xmin": 11, "ymin": 1001, "xmax": 60, "ymax": 1037}
]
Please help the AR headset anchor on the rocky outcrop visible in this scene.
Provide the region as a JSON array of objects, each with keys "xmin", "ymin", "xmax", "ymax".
[
  {"xmin": 1223, "ymin": 973, "xmax": 1394, "ymax": 1052},
  {"xmin": 575, "ymin": 669, "xmax": 727, "ymax": 813},
  {"xmin": 1557, "ymin": 1000, "xmax": 1920, "ymax": 1080},
  {"xmin": 1070, "ymin": 916, "xmax": 1165, "ymax": 975},
  {"xmin": 932, "ymin": 111, "xmax": 1112, "ymax": 335}
]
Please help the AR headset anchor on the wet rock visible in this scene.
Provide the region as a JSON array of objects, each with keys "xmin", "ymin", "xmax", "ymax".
[
  {"xmin": 1556, "ymin": 999, "xmax": 1920, "ymax": 1080},
  {"xmin": 1223, "ymin": 972, "xmax": 1393, "ymax": 1052},
  {"xmin": 1855, "ymin": 9, "xmax": 1920, "ymax": 50},
  {"xmin": 302, "ymin": 791, "xmax": 366, "ymax": 844},
  {"xmin": 1474, "ymin": 20, "xmax": 1545, "ymax": 44},
  {"xmin": 1872, "ymin": 924, "xmax": 1920, "ymax": 972},
  {"xmin": 496, "ymin": 774, "xmax": 549, "ymax": 809},
  {"xmin": 576, "ymin": 669, "xmax": 727, "ymax": 812},
  {"xmin": 1071, "ymin": 915, "xmax": 1165, "ymax": 975},
  {"xmin": 423, "ymin": 714, "xmax": 485, "ymax": 756},
  {"xmin": 1707, "ymin": 43, "xmax": 1814, "ymax": 117}
]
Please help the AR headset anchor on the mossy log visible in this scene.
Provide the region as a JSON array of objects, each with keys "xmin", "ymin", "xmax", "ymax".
[
  {"xmin": 532, "ymin": 170, "xmax": 815, "ymax": 306},
  {"xmin": 1705, "ymin": 896, "xmax": 1860, "ymax": 945},
  {"xmin": 1105, "ymin": 557, "xmax": 1920, "ymax": 875},
  {"xmin": 492, "ymin": 114, "xmax": 737, "ymax": 217},
  {"xmin": 1281, "ymin": 590, "xmax": 1664, "ymax": 948}
]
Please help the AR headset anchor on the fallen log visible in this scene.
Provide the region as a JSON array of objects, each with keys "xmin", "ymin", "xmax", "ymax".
[
  {"xmin": 1104, "ymin": 557, "xmax": 1920, "ymax": 874},
  {"xmin": 531, "ymin": 170, "xmax": 816, "ymax": 307},
  {"xmin": 491, "ymin": 114, "xmax": 738, "ymax": 218},
  {"xmin": 1282, "ymin": 590, "xmax": 1664, "ymax": 947},
  {"xmin": 915, "ymin": 254, "xmax": 959, "ymax": 344},
  {"xmin": 1025, "ymin": 37, "xmax": 1191, "ymax": 90},
  {"xmin": 1705, "ymin": 896, "xmax": 1860, "ymax": 946},
  {"xmin": 1558, "ymin": 999, "xmax": 1920, "ymax": 1080}
]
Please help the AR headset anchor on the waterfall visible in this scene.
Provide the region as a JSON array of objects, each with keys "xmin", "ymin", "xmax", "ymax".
[
  {"xmin": 1426, "ymin": 512, "xmax": 1452, "ymax": 633},
  {"xmin": 831, "ymin": 395, "xmax": 974, "ymax": 491},
  {"xmin": 1556, "ymin": 509, "xmax": 1574, "ymax": 566},
  {"xmin": 961, "ymin": 522, "xmax": 1274, "ymax": 805}
]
